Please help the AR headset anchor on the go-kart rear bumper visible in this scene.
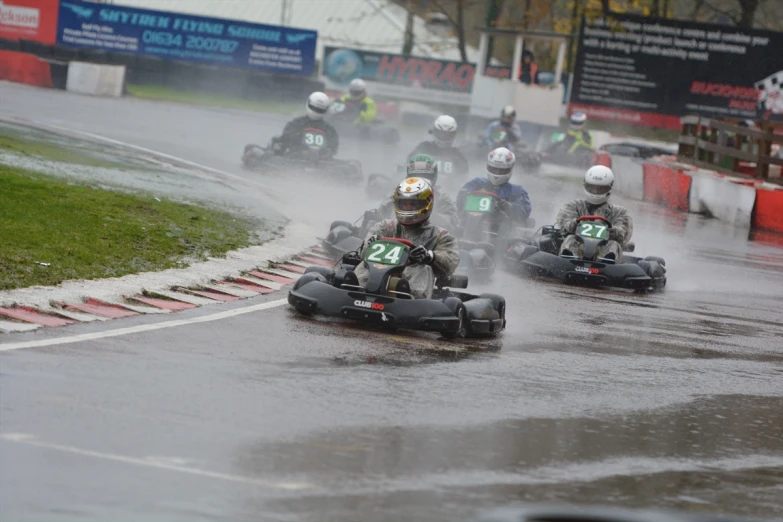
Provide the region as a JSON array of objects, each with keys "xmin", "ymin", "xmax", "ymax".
[
  {"xmin": 518, "ymin": 252, "xmax": 653, "ymax": 290},
  {"xmin": 288, "ymin": 281, "xmax": 461, "ymax": 333}
]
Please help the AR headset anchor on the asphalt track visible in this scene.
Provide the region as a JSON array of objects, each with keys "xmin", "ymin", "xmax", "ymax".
[{"xmin": 1, "ymin": 82, "xmax": 783, "ymax": 522}]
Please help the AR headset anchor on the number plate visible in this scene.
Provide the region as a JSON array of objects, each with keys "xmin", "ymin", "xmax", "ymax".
[
  {"xmin": 303, "ymin": 130, "xmax": 326, "ymax": 149},
  {"xmin": 435, "ymin": 159, "xmax": 454, "ymax": 174},
  {"xmin": 464, "ymin": 194, "xmax": 493, "ymax": 213},
  {"xmin": 577, "ymin": 221, "xmax": 609, "ymax": 239},
  {"xmin": 491, "ymin": 130, "xmax": 508, "ymax": 142},
  {"xmin": 364, "ymin": 240, "xmax": 405, "ymax": 266}
]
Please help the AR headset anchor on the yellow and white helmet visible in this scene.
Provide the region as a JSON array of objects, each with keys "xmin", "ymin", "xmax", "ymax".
[{"xmin": 393, "ymin": 177, "xmax": 434, "ymax": 226}]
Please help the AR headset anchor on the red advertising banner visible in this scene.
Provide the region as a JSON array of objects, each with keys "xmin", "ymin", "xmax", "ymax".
[{"xmin": 0, "ymin": 0, "xmax": 59, "ymax": 44}]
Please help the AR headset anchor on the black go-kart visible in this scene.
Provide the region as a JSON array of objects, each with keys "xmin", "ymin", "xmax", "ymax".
[
  {"xmin": 327, "ymin": 101, "xmax": 400, "ymax": 145},
  {"xmin": 455, "ymin": 191, "xmax": 537, "ymax": 283},
  {"xmin": 241, "ymin": 129, "xmax": 362, "ymax": 184},
  {"xmin": 289, "ymin": 237, "xmax": 506, "ymax": 338},
  {"xmin": 321, "ymin": 211, "xmax": 378, "ymax": 259},
  {"xmin": 528, "ymin": 131, "xmax": 593, "ymax": 172},
  {"xmin": 505, "ymin": 215, "xmax": 666, "ymax": 292}
]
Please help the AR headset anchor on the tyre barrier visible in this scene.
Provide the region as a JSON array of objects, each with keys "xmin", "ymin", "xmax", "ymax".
[{"xmin": 594, "ymin": 152, "xmax": 783, "ymax": 234}]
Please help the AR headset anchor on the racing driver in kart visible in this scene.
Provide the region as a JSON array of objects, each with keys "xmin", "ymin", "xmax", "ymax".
[
  {"xmin": 555, "ymin": 165, "xmax": 633, "ymax": 261},
  {"xmin": 373, "ymin": 154, "xmax": 459, "ymax": 230},
  {"xmin": 457, "ymin": 147, "xmax": 532, "ymax": 226},
  {"xmin": 482, "ymin": 105, "xmax": 523, "ymax": 150},
  {"xmin": 409, "ymin": 115, "xmax": 470, "ymax": 180},
  {"xmin": 338, "ymin": 78, "xmax": 377, "ymax": 124},
  {"xmin": 347, "ymin": 178, "xmax": 460, "ymax": 300},
  {"xmin": 269, "ymin": 91, "xmax": 340, "ymax": 158}
]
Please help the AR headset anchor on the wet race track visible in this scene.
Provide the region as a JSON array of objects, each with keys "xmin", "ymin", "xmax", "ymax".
[{"xmin": 2, "ymin": 83, "xmax": 783, "ymax": 522}]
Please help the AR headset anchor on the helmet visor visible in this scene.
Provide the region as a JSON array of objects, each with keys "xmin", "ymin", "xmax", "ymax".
[
  {"xmin": 307, "ymin": 101, "xmax": 328, "ymax": 115},
  {"xmin": 432, "ymin": 128, "xmax": 455, "ymax": 143},
  {"xmin": 397, "ymin": 198, "xmax": 426, "ymax": 211},
  {"xmin": 585, "ymin": 183, "xmax": 611, "ymax": 195},
  {"xmin": 487, "ymin": 165, "xmax": 512, "ymax": 176}
]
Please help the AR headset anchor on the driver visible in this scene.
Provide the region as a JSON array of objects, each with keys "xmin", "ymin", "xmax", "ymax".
[
  {"xmin": 409, "ymin": 115, "xmax": 470, "ymax": 179},
  {"xmin": 555, "ymin": 165, "xmax": 633, "ymax": 261},
  {"xmin": 482, "ymin": 105, "xmax": 523, "ymax": 149},
  {"xmin": 348, "ymin": 178, "xmax": 460, "ymax": 300},
  {"xmin": 544, "ymin": 111, "xmax": 593, "ymax": 157},
  {"xmin": 338, "ymin": 78, "xmax": 377, "ymax": 124},
  {"xmin": 457, "ymin": 147, "xmax": 532, "ymax": 225},
  {"xmin": 271, "ymin": 91, "xmax": 339, "ymax": 158},
  {"xmin": 374, "ymin": 154, "xmax": 459, "ymax": 230}
]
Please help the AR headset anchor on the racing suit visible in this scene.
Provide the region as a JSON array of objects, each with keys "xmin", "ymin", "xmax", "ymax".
[
  {"xmin": 555, "ymin": 199, "xmax": 633, "ymax": 260},
  {"xmin": 409, "ymin": 141, "xmax": 470, "ymax": 179},
  {"xmin": 338, "ymin": 95, "xmax": 377, "ymax": 124},
  {"xmin": 275, "ymin": 116, "xmax": 340, "ymax": 158},
  {"xmin": 376, "ymin": 184, "xmax": 459, "ymax": 230},
  {"xmin": 354, "ymin": 219, "xmax": 460, "ymax": 299},
  {"xmin": 482, "ymin": 121, "xmax": 523, "ymax": 149},
  {"xmin": 457, "ymin": 178, "xmax": 532, "ymax": 224},
  {"xmin": 546, "ymin": 129, "xmax": 594, "ymax": 156}
]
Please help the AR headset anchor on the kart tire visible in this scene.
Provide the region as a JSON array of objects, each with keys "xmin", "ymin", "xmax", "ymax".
[
  {"xmin": 304, "ymin": 266, "xmax": 333, "ymax": 280},
  {"xmin": 644, "ymin": 255, "xmax": 666, "ymax": 267},
  {"xmin": 442, "ymin": 297, "xmax": 467, "ymax": 339},
  {"xmin": 292, "ymin": 272, "xmax": 327, "ymax": 291},
  {"xmin": 479, "ymin": 293, "xmax": 506, "ymax": 320},
  {"xmin": 329, "ymin": 220, "xmax": 355, "ymax": 232}
]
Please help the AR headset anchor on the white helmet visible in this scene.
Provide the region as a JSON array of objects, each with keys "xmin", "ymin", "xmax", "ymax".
[
  {"xmin": 430, "ymin": 115, "xmax": 457, "ymax": 148},
  {"xmin": 583, "ymin": 165, "xmax": 614, "ymax": 205},
  {"xmin": 500, "ymin": 105, "xmax": 516, "ymax": 123},
  {"xmin": 306, "ymin": 91, "xmax": 330, "ymax": 120},
  {"xmin": 349, "ymin": 78, "xmax": 367, "ymax": 98},
  {"xmin": 486, "ymin": 147, "xmax": 515, "ymax": 186},
  {"xmin": 570, "ymin": 111, "xmax": 587, "ymax": 130}
]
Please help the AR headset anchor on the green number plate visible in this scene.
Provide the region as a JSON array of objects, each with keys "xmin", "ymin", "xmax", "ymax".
[
  {"xmin": 364, "ymin": 240, "xmax": 406, "ymax": 265},
  {"xmin": 464, "ymin": 194, "xmax": 493, "ymax": 213},
  {"xmin": 577, "ymin": 221, "xmax": 609, "ymax": 239},
  {"xmin": 491, "ymin": 130, "xmax": 508, "ymax": 142},
  {"xmin": 303, "ymin": 131, "xmax": 325, "ymax": 148}
]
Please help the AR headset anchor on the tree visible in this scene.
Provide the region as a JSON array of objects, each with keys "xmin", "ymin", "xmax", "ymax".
[{"xmin": 428, "ymin": 0, "xmax": 471, "ymax": 62}]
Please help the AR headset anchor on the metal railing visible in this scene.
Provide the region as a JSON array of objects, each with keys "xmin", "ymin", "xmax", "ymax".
[{"xmin": 677, "ymin": 116, "xmax": 783, "ymax": 180}]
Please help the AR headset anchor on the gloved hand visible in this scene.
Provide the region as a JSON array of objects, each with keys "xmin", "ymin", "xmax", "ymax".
[
  {"xmin": 496, "ymin": 199, "xmax": 511, "ymax": 214},
  {"xmin": 409, "ymin": 245, "xmax": 435, "ymax": 265},
  {"xmin": 366, "ymin": 234, "xmax": 380, "ymax": 244},
  {"xmin": 608, "ymin": 227, "xmax": 623, "ymax": 241},
  {"xmin": 561, "ymin": 219, "xmax": 578, "ymax": 234}
]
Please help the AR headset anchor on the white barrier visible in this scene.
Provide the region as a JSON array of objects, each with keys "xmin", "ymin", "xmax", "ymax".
[
  {"xmin": 66, "ymin": 62, "xmax": 126, "ymax": 98},
  {"xmin": 691, "ymin": 173, "xmax": 756, "ymax": 228},
  {"xmin": 608, "ymin": 155, "xmax": 645, "ymax": 201}
]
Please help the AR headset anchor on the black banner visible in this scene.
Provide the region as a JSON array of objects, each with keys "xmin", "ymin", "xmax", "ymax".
[{"xmin": 570, "ymin": 15, "xmax": 783, "ymax": 128}]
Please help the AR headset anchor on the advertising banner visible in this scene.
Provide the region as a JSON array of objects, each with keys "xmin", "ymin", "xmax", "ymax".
[
  {"xmin": 0, "ymin": 0, "xmax": 59, "ymax": 44},
  {"xmin": 56, "ymin": 0, "xmax": 317, "ymax": 75},
  {"xmin": 570, "ymin": 15, "xmax": 783, "ymax": 127},
  {"xmin": 322, "ymin": 46, "xmax": 475, "ymax": 106}
]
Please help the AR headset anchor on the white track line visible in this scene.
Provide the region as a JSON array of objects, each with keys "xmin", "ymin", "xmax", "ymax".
[
  {"xmin": 0, "ymin": 433, "xmax": 314, "ymax": 491},
  {"xmin": 0, "ymin": 299, "xmax": 288, "ymax": 352}
]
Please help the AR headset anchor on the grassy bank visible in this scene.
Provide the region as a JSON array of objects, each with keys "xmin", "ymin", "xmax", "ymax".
[
  {"xmin": 0, "ymin": 128, "xmax": 127, "ymax": 169},
  {"xmin": 125, "ymin": 84, "xmax": 299, "ymax": 114},
  {"xmin": 0, "ymin": 164, "xmax": 264, "ymax": 291}
]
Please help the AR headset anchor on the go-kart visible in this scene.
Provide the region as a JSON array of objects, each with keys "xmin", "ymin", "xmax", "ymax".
[
  {"xmin": 327, "ymin": 101, "xmax": 400, "ymax": 145},
  {"xmin": 289, "ymin": 237, "xmax": 506, "ymax": 338},
  {"xmin": 241, "ymin": 129, "xmax": 362, "ymax": 184},
  {"xmin": 505, "ymin": 215, "xmax": 666, "ymax": 292},
  {"xmin": 456, "ymin": 191, "xmax": 536, "ymax": 283},
  {"xmin": 470, "ymin": 130, "xmax": 540, "ymax": 173},
  {"xmin": 530, "ymin": 132, "xmax": 594, "ymax": 171}
]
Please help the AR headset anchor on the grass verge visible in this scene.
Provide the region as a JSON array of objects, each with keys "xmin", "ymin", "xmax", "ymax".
[
  {"xmin": 125, "ymin": 84, "xmax": 299, "ymax": 114},
  {"xmin": 1, "ymin": 164, "xmax": 264, "ymax": 291},
  {"xmin": 0, "ymin": 127, "xmax": 129, "ymax": 169}
]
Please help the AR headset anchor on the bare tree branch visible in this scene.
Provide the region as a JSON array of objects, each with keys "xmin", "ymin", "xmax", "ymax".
[
  {"xmin": 700, "ymin": 0, "xmax": 741, "ymax": 24},
  {"xmin": 428, "ymin": 0, "xmax": 468, "ymax": 62}
]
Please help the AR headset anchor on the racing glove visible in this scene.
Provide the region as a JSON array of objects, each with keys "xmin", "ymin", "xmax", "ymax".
[
  {"xmin": 561, "ymin": 219, "xmax": 578, "ymax": 234},
  {"xmin": 366, "ymin": 234, "xmax": 380, "ymax": 244},
  {"xmin": 608, "ymin": 226, "xmax": 623, "ymax": 241},
  {"xmin": 409, "ymin": 245, "xmax": 435, "ymax": 265}
]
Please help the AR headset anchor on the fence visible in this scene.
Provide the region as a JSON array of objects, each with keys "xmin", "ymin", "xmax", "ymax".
[{"xmin": 678, "ymin": 116, "xmax": 783, "ymax": 181}]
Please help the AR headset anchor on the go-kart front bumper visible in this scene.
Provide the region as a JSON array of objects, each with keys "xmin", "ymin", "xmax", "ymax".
[
  {"xmin": 288, "ymin": 281, "xmax": 462, "ymax": 333},
  {"xmin": 518, "ymin": 251, "xmax": 653, "ymax": 290}
]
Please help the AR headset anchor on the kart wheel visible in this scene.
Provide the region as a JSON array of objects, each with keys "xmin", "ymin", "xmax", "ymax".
[
  {"xmin": 644, "ymin": 255, "xmax": 666, "ymax": 267},
  {"xmin": 292, "ymin": 272, "xmax": 327, "ymax": 291},
  {"xmin": 479, "ymin": 293, "xmax": 505, "ymax": 320},
  {"xmin": 329, "ymin": 220, "xmax": 355, "ymax": 232},
  {"xmin": 442, "ymin": 297, "xmax": 467, "ymax": 339}
]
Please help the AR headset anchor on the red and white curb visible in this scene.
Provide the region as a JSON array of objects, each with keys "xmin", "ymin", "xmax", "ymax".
[{"xmin": 0, "ymin": 246, "xmax": 335, "ymax": 334}]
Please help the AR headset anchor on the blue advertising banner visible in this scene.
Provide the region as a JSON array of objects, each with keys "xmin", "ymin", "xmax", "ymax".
[{"xmin": 56, "ymin": 0, "xmax": 317, "ymax": 75}]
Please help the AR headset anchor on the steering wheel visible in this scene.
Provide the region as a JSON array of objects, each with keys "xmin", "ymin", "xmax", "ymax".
[
  {"xmin": 577, "ymin": 215, "xmax": 612, "ymax": 227},
  {"xmin": 469, "ymin": 190, "xmax": 500, "ymax": 199},
  {"xmin": 380, "ymin": 237, "xmax": 414, "ymax": 247}
]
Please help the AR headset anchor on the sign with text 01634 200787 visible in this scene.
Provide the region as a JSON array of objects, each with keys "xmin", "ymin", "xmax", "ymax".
[{"xmin": 56, "ymin": 0, "xmax": 318, "ymax": 75}]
